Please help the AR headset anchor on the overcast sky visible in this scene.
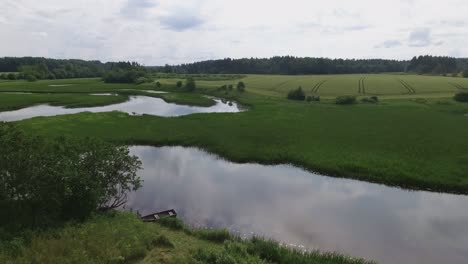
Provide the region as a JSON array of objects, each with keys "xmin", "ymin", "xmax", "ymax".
[{"xmin": 1, "ymin": 0, "xmax": 467, "ymax": 65}]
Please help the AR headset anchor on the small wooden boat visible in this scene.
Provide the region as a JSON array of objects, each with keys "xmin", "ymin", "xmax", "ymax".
[{"xmin": 140, "ymin": 209, "xmax": 177, "ymax": 222}]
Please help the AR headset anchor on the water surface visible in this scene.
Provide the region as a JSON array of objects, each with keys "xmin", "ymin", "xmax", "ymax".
[
  {"xmin": 127, "ymin": 146, "xmax": 468, "ymax": 264},
  {"xmin": 0, "ymin": 96, "xmax": 240, "ymax": 122}
]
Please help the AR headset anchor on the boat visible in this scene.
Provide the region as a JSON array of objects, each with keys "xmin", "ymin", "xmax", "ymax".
[{"xmin": 140, "ymin": 209, "xmax": 177, "ymax": 222}]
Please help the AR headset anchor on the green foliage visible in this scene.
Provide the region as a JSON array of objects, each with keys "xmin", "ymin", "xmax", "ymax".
[
  {"xmin": 463, "ymin": 69, "xmax": 468, "ymax": 78},
  {"xmin": 0, "ymin": 213, "xmax": 155, "ymax": 264},
  {"xmin": 228, "ymin": 84, "xmax": 233, "ymax": 91},
  {"xmin": 0, "ymin": 124, "xmax": 142, "ymax": 230},
  {"xmin": 186, "ymin": 77, "xmax": 197, "ymax": 92},
  {"xmin": 177, "ymin": 81, "xmax": 183, "ymax": 88},
  {"xmin": 236, "ymin": 81, "xmax": 246, "ymax": 92},
  {"xmin": 306, "ymin": 95, "xmax": 320, "ymax": 102},
  {"xmin": 244, "ymin": 237, "xmax": 375, "ymax": 264},
  {"xmin": 135, "ymin": 76, "xmax": 152, "ymax": 85},
  {"xmin": 155, "ymin": 81, "xmax": 161, "ymax": 88},
  {"xmin": 158, "ymin": 217, "xmax": 185, "ymax": 230},
  {"xmin": 361, "ymin": 96, "xmax": 379, "ymax": 104},
  {"xmin": 25, "ymin": 74, "xmax": 37, "ymax": 82},
  {"xmin": 192, "ymin": 229, "xmax": 232, "ymax": 243},
  {"xmin": 7, "ymin": 73, "xmax": 16, "ymax": 80},
  {"xmin": 454, "ymin": 92, "xmax": 468, "ymax": 102},
  {"xmin": 336, "ymin": 96, "xmax": 357, "ymax": 105},
  {"xmin": 287, "ymin": 86, "xmax": 305, "ymax": 101},
  {"xmin": 151, "ymin": 235, "xmax": 174, "ymax": 248},
  {"xmin": 103, "ymin": 61, "xmax": 148, "ymax": 84}
]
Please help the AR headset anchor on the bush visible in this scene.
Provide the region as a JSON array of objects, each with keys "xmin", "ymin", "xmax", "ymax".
[
  {"xmin": 228, "ymin": 84, "xmax": 233, "ymax": 91},
  {"xmin": 185, "ymin": 77, "xmax": 196, "ymax": 92},
  {"xmin": 0, "ymin": 124, "xmax": 142, "ymax": 230},
  {"xmin": 287, "ymin": 87, "xmax": 306, "ymax": 101},
  {"xmin": 135, "ymin": 77, "xmax": 151, "ymax": 85},
  {"xmin": 237, "ymin": 81, "xmax": 246, "ymax": 92},
  {"xmin": 25, "ymin": 74, "xmax": 37, "ymax": 82},
  {"xmin": 454, "ymin": 92, "xmax": 468, "ymax": 102},
  {"xmin": 155, "ymin": 81, "xmax": 161, "ymax": 88},
  {"xmin": 361, "ymin": 96, "xmax": 379, "ymax": 104},
  {"xmin": 306, "ymin": 95, "xmax": 320, "ymax": 102},
  {"xmin": 176, "ymin": 81, "xmax": 183, "ymax": 88},
  {"xmin": 336, "ymin": 96, "xmax": 357, "ymax": 105},
  {"xmin": 7, "ymin": 73, "xmax": 16, "ymax": 80}
]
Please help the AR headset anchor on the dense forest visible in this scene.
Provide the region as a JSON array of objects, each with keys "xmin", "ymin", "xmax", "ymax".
[
  {"xmin": 0, "ymin": 57, "xmax": 106, "ymax": 79},
  {"xmin": 153, "ymin": 56, "xmax": 407, "ymax": 75},
  {"xmin": 155, "ymin": 56, "xmax": 468, "ymax": 76},
  {"xmin": 1, "ymin": 56, "xmax": 468, "ymax": 82}
]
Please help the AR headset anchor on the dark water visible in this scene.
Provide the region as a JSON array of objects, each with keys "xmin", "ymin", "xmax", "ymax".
[
  {"xmin": 127, "ymin": 146, "xmax": 468, "ymax": 264},
  {"xmin": 0, "ymin": 96, "xmax": 240, "ymax": 121}
]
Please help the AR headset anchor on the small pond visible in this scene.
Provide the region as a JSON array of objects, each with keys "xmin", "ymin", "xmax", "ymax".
[
  {"xmin": 0, "ymin": 95, "xmax": 241, "ymax": 122},
  {"xmin": 127, "ymin": 146, "xmax": 468, "ymax": 264}
]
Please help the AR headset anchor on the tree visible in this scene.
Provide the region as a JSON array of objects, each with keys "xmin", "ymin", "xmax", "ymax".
[
  {"xmin": 176, "ymin": 81, "xmax": 183, "ymax": 88},
  {"xmin": 237, "ymin": 81, "xmax": 246, "ymax": 92},
  {"xmin": 155, "ymin": 81, "xmax": 161, "ymax": 88},
  {"xmin": 185, "ymin": 77, "xmax": 196, "ymax": 92},
  {"xmin": 463, "ymin": 69, "xmax": 468, "ymax": 78},
  {"xmin": 287, "ymin": 86, "xmax": 306, "ymax": 101},
  {"xmin": 0, "ymin": 124, "xmax": 142, "ymax": 229}
]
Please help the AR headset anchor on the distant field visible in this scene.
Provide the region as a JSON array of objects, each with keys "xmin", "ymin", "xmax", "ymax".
[{"xmin": 194, "ymin": 74, "xmax": 468, "ymax": 99}]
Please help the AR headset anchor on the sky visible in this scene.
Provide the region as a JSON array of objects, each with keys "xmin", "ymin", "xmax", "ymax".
[{"xmin": 1, "ymin": 0, "xmax": 467, "ymax": 65}]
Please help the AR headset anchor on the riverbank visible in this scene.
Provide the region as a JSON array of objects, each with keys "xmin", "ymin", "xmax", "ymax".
[
  {"xmin": 0, "ymin": 212, "xmax": 374, "ymax": 264},
  {"xmin": 15, "ymin": 92, "xmax": 468, "ymax": 194}
]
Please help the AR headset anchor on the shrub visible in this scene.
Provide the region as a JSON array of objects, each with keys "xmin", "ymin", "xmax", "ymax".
[
  {"xmin": 336, "ymin": 96, "xmax": 357, "ymax": 105},
  {"xmin": 454, "ymin": 92, "xmax": 468, "ymax": 102},
  {"xmin": 237, "ymin": 81, "xmax": 246, "ymax": 92},
  {"xmin": 287, "ymin": 87, "xmax": 306, "ymax": 101},
  {"xmin": 228, "ymin": 84, "xmax": 233, "ymax": 91},
  {"xmin": 361, "ymin": 96, "xmax": 379, "ymax": 104},
  {"xmin": 7, "ymin": 73, "xmax": 16, "ymax": 80},
  {"xmin": 155, "ymin": 81, "xmax": 161, "ymax": 88},
  {"xmin": 135, "ymin": 77, "xmax": 151, "ymax": 85},
  {"xmin": 25, "ymin": 74, "xmax": 37, "ymax": 82},
  {"xmin": 176, "ymin": 81, "xmax": 183, "ymax": 88},
  {"xmin": 306, "ymin": 95, "xmax": 320, "ymax": 102},
  {"xmin": 185, "ymin": 77, "xmax": 196, "ymax": 92},
  {"xmin": 0, "ymin": 124, "xmax": 142, "ymax": 230}
]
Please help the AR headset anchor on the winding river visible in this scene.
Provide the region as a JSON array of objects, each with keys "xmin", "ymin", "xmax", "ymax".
[
  {"xmin": 0, "ymin": 95, "xmax": 240, "ymax": 121},
  {"xmin": 127, "ymin": 146, "xmax": 468, "ymax": 264}
]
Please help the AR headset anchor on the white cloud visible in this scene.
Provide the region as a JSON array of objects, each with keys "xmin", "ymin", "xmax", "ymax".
[{"xmin": 0, "ymin": 0, "xmax": 467, "ymax": 65}]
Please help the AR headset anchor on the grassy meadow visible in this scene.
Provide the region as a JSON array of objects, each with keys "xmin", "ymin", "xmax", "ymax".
[
  {"xmin": 0, "ymin": 213, "xmax": 374, "ymax": 264},
  {"xmin": 1, "ymin": 74, "xmax": 468, "ymax": 195}
]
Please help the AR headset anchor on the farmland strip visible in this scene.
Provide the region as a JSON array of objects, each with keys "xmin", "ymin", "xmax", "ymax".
[
  {"xmin": 397, "ymin": 79, "xmax": 415, "ymax": 94},
  {"xmin": 313, "ymin": 80, "xmax": 328, "ymax": 93}
]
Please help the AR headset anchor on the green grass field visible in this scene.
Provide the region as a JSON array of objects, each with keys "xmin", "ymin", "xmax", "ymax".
[
  {"xmin": 0, "ymin": 213, "xmax": 374, "ymax": 264},
  {"xmin": 1, "ymin": 76, "xmax": 468, "ymax": 193}
]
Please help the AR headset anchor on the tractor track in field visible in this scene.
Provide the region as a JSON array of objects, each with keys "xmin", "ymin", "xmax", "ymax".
[
  {"xmin": 449, "ymin": 82, "xmax": 465, "ymax": 90},
  {"xmin": 358, "ymin": 77, "xmax": 366, "ymax": 95},
  {"xmin": 397, "ymin": 79, "xmax": 416, "ymax": 94},
  {"xmin": 311, "ymin": 80, "xmax": 328, "ymax": 93}
]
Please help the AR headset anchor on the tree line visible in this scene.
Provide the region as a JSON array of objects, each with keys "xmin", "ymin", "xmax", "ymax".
[
  {"xmin": 155, "ymin": 55, "xmax": 468, "ymax": 76},
  {"xmin": 1, "ymin": 56, "xmax": 468, "ymax": 83}
]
